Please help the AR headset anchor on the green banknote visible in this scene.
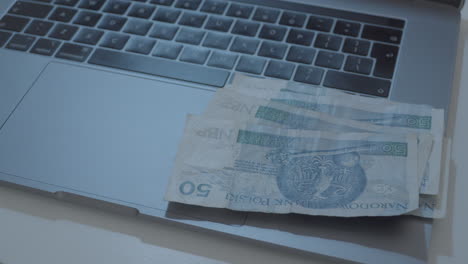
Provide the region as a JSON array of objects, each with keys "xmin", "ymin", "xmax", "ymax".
[
  {"xmin": 204, "ymin": 89, "xmax": 432, "ymax": 190},
  {"xmin": 228, "ymin": 74, "xmax": 444, "ymax": 195},
  {"xmin": 165, "ymin": 115, "xmax": 419, "ymax": 217}
]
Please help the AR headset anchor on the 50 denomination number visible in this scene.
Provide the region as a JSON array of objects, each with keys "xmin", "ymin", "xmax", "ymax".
[{"xmin": 179, "ymin": 181, "xmax": 212, "ymax": 197}]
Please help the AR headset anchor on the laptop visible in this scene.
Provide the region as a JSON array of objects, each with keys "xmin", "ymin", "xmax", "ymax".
[{"xmin": 0, "ymin": 0, "xmax": 461, "ymax": 263}]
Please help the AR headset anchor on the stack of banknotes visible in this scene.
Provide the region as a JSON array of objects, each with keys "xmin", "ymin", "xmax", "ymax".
[{"xmin": 165, "ymin": 74, "xmax": 451, "ymax": 218}]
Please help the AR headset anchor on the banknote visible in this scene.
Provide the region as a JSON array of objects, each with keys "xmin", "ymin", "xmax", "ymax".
[
  {"xmin": 227, "ymin": 74, "xmax": 444, "ymax": 195},
  {"xmin": 205, "ymin": 90, "xmax": 449, "ymax": 218},
  {"xmin": 227, "ymin": 76, "xmax": 449, "ymax": 217},
  {"xmin": 203, "ymin": 89, "xmax": 433, "ymax": 190},
  {"xmin": 269, "ymin": 92, "xmax": 445, "ymax": 195},
  {"xmin": 165, "ymin": 115, "xmax": 419, "ymax": 217}
]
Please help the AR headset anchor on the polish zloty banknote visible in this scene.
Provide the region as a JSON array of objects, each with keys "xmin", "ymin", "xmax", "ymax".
[
  {"xmin": 165, "ymin": 115, "xmax": 419, "ymax": 217},
  {"xmin": 203, "ymin": 89, "xmax": 433, "ymax": 190},
  {"xmin": 269, "ymin": 92, "xmax": 445, "ymax": 195},
  {"xmin": 228, "ymin": 74, "xmax": 444, "ymax": 195},
  {"xmin": 214, "ymin": 87, "xmax": 448, "ymax": 218}
]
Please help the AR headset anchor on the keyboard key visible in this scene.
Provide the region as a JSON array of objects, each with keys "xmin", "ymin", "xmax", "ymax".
[
  {"xmin": 306, "ymin": 16, "xmax": 333, "ymax": 32},
  {"xmin": 153, "ymin": 8, "xmax": 181, "ymax": 23},
  {"xmin": 258, "ymin": 41, "xmax": 288, "ymax": 59},
  {"xmin": 230, "ymin": 37, "xmax": 259, "ymax": 54},
  {"xmin": 231, "ymin": 20, "xmax": 259, "ymax": 37},
  {"xmin": 175, "ymin": 0, "xmax": 201, "ymax": 10},
  {"xmin": 342, "ymin": 38, "xmax": 370, "ymax": 56},
  {"xmin": 74, "ymin": 28, "xmax": 104, "ymax": 44},
  {"xmin": 334, "ymin": 20, "xmax": 361, "ymax": 37},
  {"xmin": 259, "ymin": 25, "xmax": 286, "ymax": 41},
  {"xmin": 128, "ymin": 4, "xmax": 155, "ymax": 19},
  {"xmin": 315, "ymin": 50, "xmax": 344, "ymax": 69},
  {"xmin": 205, "ymin": 16, "xmax": 233, "ymax": 32},
  {"xmin": 78, "ymin": 0, "xmax": 106, "ymax": 10},
  {"xmin": 279, "ymin": 11, "xmax": 306, "ymax": 27},
  {"xmin": 201, "ymin": 0, "xmax": 228, "ymax": 14},
  {"xmin": 265, "ymin": 60, "xmax": 295, "ymax": 80},
  {"xmin": 55, "ymin": 43, "xmax": 92, "ymax": 62},
  {"xmin": 126, "ymin": 37, "xmax": 156, "ymax": 54},
  {"xmin": 33, "ymin": 0, "xmax": 53, "ymax": 3},
  {"xmin": 253, "ymin": 7, "xmax": 280, "ymax": 23},
  {"xmin": 180, "ymin": 46, "xmax": 210, "ymax": 64},
  {"xmin": 0, "ymin": 31, "xmax": 12, "ymax": 47},
  {"xmin": 0, "ymin": 15, "xmax": 30, "ymax": 32},
  {"xmin": 89, "ymin": 48, "xmax": 230, "ymax": 87},
  {"xmin": 123, "ymin": 19, "xmax": 152, "ymax": 35},
  {"xmin": 226, "ymin": 4, "xmax": 253, "ymax": 19},
  {"xmin": 314, "ymin": 34, "xmax": 342, "ymax": 51},
  {"xmin": 202, "ymin": 32, "xmax": 232, "ymax": 50},
  {"xmin": 6, "ymin": 34, "xmax": 36, "ymax": 51},
  {"xmin": 371, "ymin": 43, "xmax": 399, "ymax": 79},
  {"xmin": 236, "ymin": 55, "xmax": 266, "ymax": 74},
  {"xmin": 49, "ymin": 7, "xmax": 78, "ymax": 22},
  {"xmin": 103, "ymin": 0, "xmax": 131, "ymax": 15},
  {"xmin": 98, "ymin": 15, "xmax": 127, "ymax": 31},
  {"xmin": 150, "ymin": 0, "xmax": 174, "ymax": 5},
  {"xmin": 286, "ymin": 46, "xmax": 316, "ymax": 64},
  {"xmin": 100, "ymin": 32, "xmax": 130, "ymax": 49},
  {"xmin": 286, "ymin": 29, "xmax": 314, "ymax": 46},
  {"xmin": 8, "ymin": 1, "xmax": 53, "ymax": 19},
  {"xmin": 54, "ymin": 0, "xmax": 79, "ymax": 6},
  {"xmin": 179, "ymin": 12, "xmax": 207, "ymax": 28},
  {"xmin": 176, "ymin": 28, "xmax": 205, "ymax": 45},
  {"xmin": 30, "ymin": 38, "xmax": 60, "ymax": 56},
  {"xmin": 362, "ymin": 25, "xmax": 402, "ymax": 44},
  {"xmin": 25, "ymin": 20, "xmax": 54, "ymax": 36},
  {"xmin": 324, "ymin": 70, "xmax": 391, "ymax": 97},
  {"xmin": 207, "ymin": 51, "xmax": 238, "ymax": 69},
  {"xmin": 152, "ymin": 41, "xmax": 182, "ymax": 59},
  {"xmin": 49, "ymin": 24, "xmax": 78, "ymax": 40},
  {"xmin": 149, "ymin": 23, "xmax": 178, "ymax": 40},
  {"xmin": 73, "ymin": 11, "xmax": 102, "ymax": 26},
  {"xmin": 344, "ymin": 56, "xmax": 373, "ymax": 75},
  {"xmin": 294, "ymin": 65, "xmax": 324, "ymax": 85}
]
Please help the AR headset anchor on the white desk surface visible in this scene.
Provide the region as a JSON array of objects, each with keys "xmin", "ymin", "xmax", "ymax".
[{"xmin": 1, "ymin": 9, "xmax": 468, "ymax": 264}]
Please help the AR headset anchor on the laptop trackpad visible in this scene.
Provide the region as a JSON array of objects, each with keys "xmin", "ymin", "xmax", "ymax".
[{"xmin": 0, "ymin": 62, "xmax": 245, "ymax": 224}]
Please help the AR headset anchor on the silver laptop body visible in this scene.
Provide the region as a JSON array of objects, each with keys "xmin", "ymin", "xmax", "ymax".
[{"xmin": 0, "ymin": 0, "xmax": 462, "ymax": 263}]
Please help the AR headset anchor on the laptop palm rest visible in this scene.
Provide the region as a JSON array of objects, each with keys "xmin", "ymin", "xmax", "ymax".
[
  {"xmin": 0, "ymin": 52, "xmax": 49, "ymax": 127},
  {"xmin": 0, "ymin": 62, "xmax": 246, "ymax": 225}
]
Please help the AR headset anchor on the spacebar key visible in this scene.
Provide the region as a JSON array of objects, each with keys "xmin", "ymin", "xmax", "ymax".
[
  {"xmin": 88, "ymin": 48, "xmax": 229, "ymax": 87},
  {"xmin": 323, "ymin": 70, "xmax": 391, "ymax": 97}
]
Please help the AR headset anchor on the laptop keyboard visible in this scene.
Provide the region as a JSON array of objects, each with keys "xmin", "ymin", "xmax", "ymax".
[{"xmin": 0, "ymin": 0, "xmax": 405, "ymax": 97}]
